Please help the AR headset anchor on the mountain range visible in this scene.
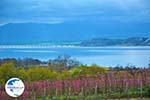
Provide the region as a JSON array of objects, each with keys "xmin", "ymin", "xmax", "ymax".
[{"xmin": 0, "ymin": 22, "xmax": 150, "ymax": 44}]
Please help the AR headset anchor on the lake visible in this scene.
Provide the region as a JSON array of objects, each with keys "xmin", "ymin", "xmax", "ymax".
[{"xmin": 0, "ymin": 46, "xmax": 150, "ymax": 67}]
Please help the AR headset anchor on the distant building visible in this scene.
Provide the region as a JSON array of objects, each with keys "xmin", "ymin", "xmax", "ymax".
[{"xmin": 40, "ymin": 63, "xmax": 48, "ymax": 67}]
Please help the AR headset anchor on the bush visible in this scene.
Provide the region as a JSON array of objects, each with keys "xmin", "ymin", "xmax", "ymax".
[{"xmin": 0, "ymin": 63, "xmax": 17, "ymax": 84}]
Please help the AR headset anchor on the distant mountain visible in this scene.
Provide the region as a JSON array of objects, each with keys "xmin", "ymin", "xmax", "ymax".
[
  {"xmin": 81, "ymin": 37, "xmax": 150, "ymax": 46},
  {"xmin": 0, "ymin": 22, "xmax": 150, "ymax": 44}
]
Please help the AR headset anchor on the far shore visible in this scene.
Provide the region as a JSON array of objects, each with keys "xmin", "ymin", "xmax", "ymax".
[{"xmin": 0, "ymin": 45, "xmax": 150, "ymax": 49}]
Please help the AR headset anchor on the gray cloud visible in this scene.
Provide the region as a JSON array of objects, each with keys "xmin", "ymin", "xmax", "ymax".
[{"xmin": 0, "ymin": 0, "xmax": 149, "ymax": 25}]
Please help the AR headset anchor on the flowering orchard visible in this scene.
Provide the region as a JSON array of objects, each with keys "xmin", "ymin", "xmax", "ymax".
[{"xmin": 0, "ymin": 69, "xmax": 150, "ymax": 100}]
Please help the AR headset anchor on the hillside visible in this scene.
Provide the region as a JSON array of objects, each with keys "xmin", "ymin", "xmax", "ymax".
[
  {"xmin": 0, "ymin": 22, "xmax": 150, "ymax": 44},
  {"xmin": 81, "ymin": 37, "xmax": 150, "ymax": 46}
]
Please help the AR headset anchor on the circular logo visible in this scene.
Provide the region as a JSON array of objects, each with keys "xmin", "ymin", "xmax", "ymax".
[{"xmin": 5, "ymin": 78, "xmax": 25, "ymax": 97}]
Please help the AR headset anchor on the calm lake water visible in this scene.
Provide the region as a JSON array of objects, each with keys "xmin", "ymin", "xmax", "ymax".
[{"xmin": 0, "ymin": 46, "xmax": 150, "ymax": 67}]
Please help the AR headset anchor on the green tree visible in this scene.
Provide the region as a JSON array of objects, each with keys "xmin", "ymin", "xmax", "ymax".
[
  {"xmin": 16, "ymin": 67, "xmax": 29, "ymax": 82},
  {"xmin": 0, "ymin": 63, "xmax": 17, "ymax": 84},
  {"xmin": 27, "ymin": 67, "xmax": 57, "ymax": 81}
]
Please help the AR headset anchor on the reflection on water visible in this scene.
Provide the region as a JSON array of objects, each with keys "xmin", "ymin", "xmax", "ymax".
[{"xmin": 0, "ymin": 46, "xmax": 150, "ymax": 67}]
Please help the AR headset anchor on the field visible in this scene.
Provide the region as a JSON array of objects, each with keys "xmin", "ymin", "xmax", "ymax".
[{"xmin": 0, "ymin": 61, "xmax": 150, "ymax": 100}]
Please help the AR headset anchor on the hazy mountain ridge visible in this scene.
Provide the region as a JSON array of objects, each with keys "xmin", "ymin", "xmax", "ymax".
[{"xmin": 0, "ymin": 22, "xmax": 150, "ymax": 43}]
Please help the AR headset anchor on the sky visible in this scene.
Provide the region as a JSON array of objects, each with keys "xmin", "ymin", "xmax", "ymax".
[{"xmin": 0, "ymin": 0, "xmax": 150, "ymax": 26}]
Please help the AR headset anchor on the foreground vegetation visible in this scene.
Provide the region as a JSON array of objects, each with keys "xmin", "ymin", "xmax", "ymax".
[{"xmin": 0, "ymin": 57, "xmax": 150, "ymax": 100}]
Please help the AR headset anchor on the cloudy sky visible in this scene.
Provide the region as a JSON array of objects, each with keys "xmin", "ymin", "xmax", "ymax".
[{"xmin": 0, "ymin": 0, "xmax": 150, "ymax": 26}]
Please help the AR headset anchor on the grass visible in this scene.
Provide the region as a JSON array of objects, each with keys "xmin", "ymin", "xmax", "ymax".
[
  {"xmin": 37, "ymin": 97, "xmax": 150, "ymax": 100},
  {"xmin": 37, "ymin": 94, "xmax": 150, "ymax": 100}
]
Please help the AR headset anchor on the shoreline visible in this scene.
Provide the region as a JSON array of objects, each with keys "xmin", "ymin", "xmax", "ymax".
[{"xmin": 0, "ymin": 45, "xmax": 150, "ymax": 49}]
